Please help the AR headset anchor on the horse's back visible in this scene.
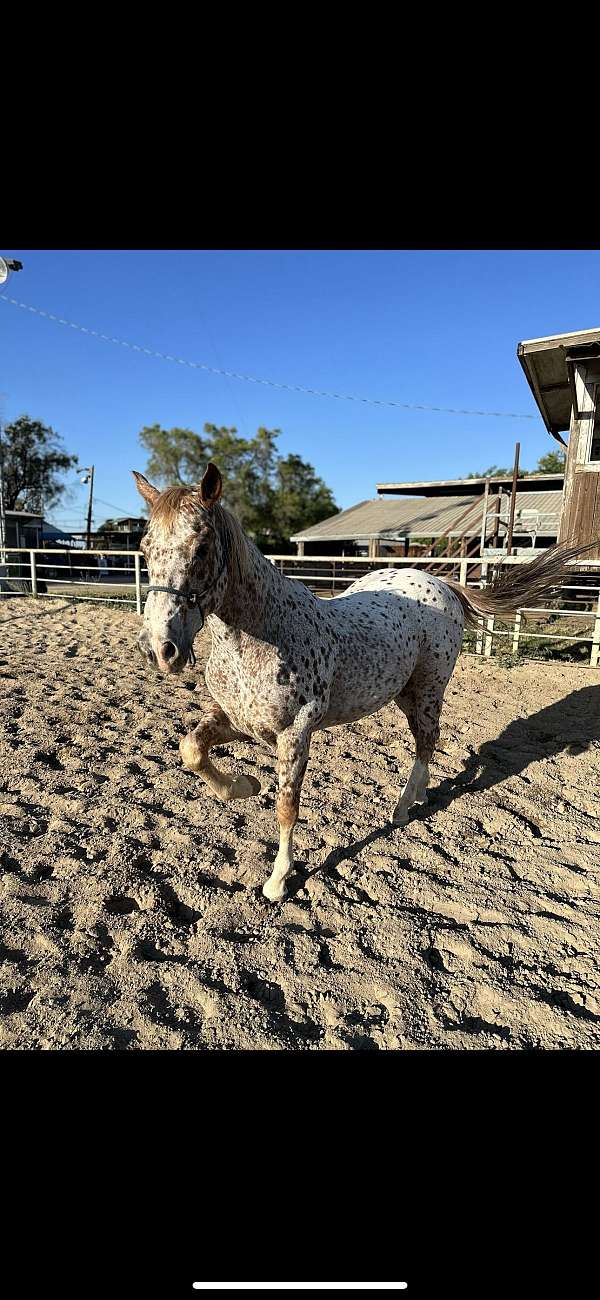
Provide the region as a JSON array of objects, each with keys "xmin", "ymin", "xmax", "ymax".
[{"xmin": 341, "ymin": 566, "xmax": 463, "ymax": 621}]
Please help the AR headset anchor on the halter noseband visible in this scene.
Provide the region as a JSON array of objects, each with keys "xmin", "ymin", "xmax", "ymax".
[{"xmin": 144, "ymin": 566, "xmax": 226, "ymax": 663}]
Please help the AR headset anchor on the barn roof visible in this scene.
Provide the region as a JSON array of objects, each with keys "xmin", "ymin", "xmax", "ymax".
[
  {"xmin": 517, "ymin": 326, "xmax": 600, "ymax": 436},
  {"xmin": 376, "ymin": 473, "xmax": 563, "ymax": 497},
  {"xmin": 291, "ymin": 490, "xmax": 563, "ymax": 543},
  {"xmin": 5, "ymin": 509, "xmax": 43, "ymax": 520}
]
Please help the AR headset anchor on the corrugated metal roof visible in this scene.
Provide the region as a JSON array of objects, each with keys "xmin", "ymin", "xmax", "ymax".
[
  {"xmin": 292, "ymin": 491, "xmax": 563, "ymax": 542},
  {"xmin": 5, "ymin": 509, "xmax": 43, "ymax": 519}
]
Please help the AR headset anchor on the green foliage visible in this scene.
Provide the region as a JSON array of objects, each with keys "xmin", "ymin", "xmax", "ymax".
[
  {"xmin": 0, "ymin": 415, "xmax": 77, "ymax": 511},
  {"xmin": 465, "ymin": 450, "xmax": 565, "ymax": 480},
  {"xmin": 269, "ymin": 453, "xmax": 337, "ymax": 549},
  {"xmin": 138, "ymin": 422, "xmax": 337, "ymax": 548},
  {"xmin": 466, "ymin": 464, "xmax": 528, "ymax": 479},
  {"xmin": 536, "ymin": 449, "xmax": 566, "ymax": 474},
  {"xmin": 138, "ymin": 424, "xmax": 210, "ymax": 487}
]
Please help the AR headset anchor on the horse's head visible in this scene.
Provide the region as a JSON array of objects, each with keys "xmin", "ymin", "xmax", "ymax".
[{"xmin": 133, "ymin": 462, "xmax": 227, "ymax": 675}]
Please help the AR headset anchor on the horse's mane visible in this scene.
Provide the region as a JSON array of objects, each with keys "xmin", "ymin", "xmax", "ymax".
[
  {"xmin": 214, "ymin": 500, "xmax": 262, "ymax": 585},
  {"xmin": 151, "ymin": 485, "xmax": 260, "ymax": 586}
]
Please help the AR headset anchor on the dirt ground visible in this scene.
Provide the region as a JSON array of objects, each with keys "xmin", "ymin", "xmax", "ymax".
[{"xmin": 1, "ymin": 595, "xmax": 599, "ymax": 1051}]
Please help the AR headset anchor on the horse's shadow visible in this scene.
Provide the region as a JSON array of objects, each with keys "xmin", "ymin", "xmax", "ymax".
[{"xmin": 288, "ymin": 685, "xmax": 600, "ymax": 895}]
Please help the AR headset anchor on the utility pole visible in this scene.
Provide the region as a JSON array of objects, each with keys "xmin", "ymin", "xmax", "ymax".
[
  {"xmin": 76, "ymin": 464, "xmax": 95, "ymax": 550},
  {"xmin": 0, "ymin": 259, "xmax": 23, "ymax": 584},
  {"xmin": 85, "ymin": 465, "xmax": 95, "ymax": 551},
  {"xmin": 506, "ymin": 442, "xmax": 521, "ymax": 557}
]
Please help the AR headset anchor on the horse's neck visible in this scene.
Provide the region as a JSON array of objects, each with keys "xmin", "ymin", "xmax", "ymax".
[{"xmin": 215, "ymin": 527, "xmax": 299, "ymax": 637}]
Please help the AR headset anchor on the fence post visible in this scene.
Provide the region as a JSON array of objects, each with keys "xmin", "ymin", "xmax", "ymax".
[
  {"xmin": 332, "ymin": 560, "xmax": 336, "ymax": 593},
  {"xmin": 475, "ymin": 561, "xmax": 488, "ymax": 654},
  {"xmin": 484, "ymin": 615, "xmax": 494, "ymax": 657},
  {"xmin": 512, "ymin": 611, "xmax": 522, "ymax": 656},
  {"xmin": 134, "ymin": 552, "xmax": 142, "ymax": 616},
  {"xmin": 459, "ymin": 558, "xmax": 468, "ymax": 587},
  {"xmin": 29, "ymin": 550, "xmax": 38, "ymax": 597},
  {"xmin": 590, "ymin": 591, "xmax": 600, "ymax": 668}
]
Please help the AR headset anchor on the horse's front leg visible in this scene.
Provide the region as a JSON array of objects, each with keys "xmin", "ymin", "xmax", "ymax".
[
  {"xmin": 263, "ymin": 721, "xmax": 312, "ymax": 903},
  {"xmin": 179, "ymin": 707, "xmax": 261, "ymax": 802}
]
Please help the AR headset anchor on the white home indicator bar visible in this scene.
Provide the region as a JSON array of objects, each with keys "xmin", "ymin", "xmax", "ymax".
[{"xmin": 192, "ymin": 1286, "xmax": 408, "ymax": 1292}]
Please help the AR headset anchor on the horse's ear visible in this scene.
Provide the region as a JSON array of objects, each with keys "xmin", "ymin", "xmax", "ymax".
[
  {"xmin": 132, "ymin": 471, "xmax": 160, "ymax": 507},
  {"xmin": 199, "ymin": 462, "xmax": 223, "ymax": 508}
]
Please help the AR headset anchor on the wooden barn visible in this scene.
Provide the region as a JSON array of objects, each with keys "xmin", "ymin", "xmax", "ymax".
[
  {"xmin": 518, "ymin": 326, "xmax": 600, "ymax": 558},
  {"xmin": 292, "ymin": 474, "xmax": 563, "ymax": 557}
]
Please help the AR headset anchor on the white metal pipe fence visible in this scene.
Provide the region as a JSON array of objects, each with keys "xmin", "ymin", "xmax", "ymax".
[{"xmin": 2, "ymin": 547, "xmax": 600, "ymax": 667}]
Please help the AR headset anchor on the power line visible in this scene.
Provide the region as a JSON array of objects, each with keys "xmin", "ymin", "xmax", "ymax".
[
  {"xmin": 0, "ymin": 293, "xmax": 539, "ymax": 421},
  {"xmin": 95, "ymin": 495, "xmax": 143, "ymax": 516}
]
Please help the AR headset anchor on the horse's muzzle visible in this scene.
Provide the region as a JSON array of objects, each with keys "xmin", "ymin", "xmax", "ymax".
[{"xmin": 137, "ymin": 628, "xmax": 193, "ymax": 674}]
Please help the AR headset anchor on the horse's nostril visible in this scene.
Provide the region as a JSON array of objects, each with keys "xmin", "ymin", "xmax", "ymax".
[{"xmin": 161, "ymin": 640, "xmax": 178, "ymax": 662}]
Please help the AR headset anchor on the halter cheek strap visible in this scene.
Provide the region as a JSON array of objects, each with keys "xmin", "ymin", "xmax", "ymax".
[{"xmin": 144, "ymin": 565, "xmax": 227, "ymax": 638}]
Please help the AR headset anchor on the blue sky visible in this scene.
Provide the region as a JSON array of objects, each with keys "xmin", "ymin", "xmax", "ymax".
[{"xmin": 1, "ymin": 248, "xmax": 599, "ymax": 530}]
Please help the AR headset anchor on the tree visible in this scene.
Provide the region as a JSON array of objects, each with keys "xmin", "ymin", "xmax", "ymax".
[
  {"xmin": 465, "ymin": 450, "xmax": 566, "ymax": 480},
  {"xmin": 466, "ymin": 464, "xmax": 524, "ymax": 479},
  {"xmin": 536, "ymin": 449, "xmax": 565, "ymax": 474},
  {"xmin": 268, "ymin": 453, "xmax": 337, "ymax": 549},
  {"xmin": 138, "ymin": 424, "xmax": 210, "ymax": 487},
  {"xmin": 137, "ymin": 422, "xmax": 338, "ymax": 546},
  {"xmin": 0, "ymin": 415, "xmax": 77, "ymax": 511}
]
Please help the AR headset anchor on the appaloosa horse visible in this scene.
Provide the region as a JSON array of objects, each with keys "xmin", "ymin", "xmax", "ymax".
[{"xmin": 134, "ymin": 463, "xmax": 590, "ymax": 902}]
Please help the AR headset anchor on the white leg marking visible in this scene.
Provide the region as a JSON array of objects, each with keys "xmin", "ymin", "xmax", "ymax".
[
  {"xmin": 392, "ymin": 758, "xmax": 429, "ymax": 825},
  {"xmin": 263, "ymin": 826, "xmax": 294, "ymax": 902}
]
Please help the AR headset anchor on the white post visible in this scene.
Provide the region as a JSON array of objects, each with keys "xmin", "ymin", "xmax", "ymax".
[
  {"xmin": 475, "ymin": 561, "xmax": 488, "ymax": 654},
  {"xmin": 484, "ymin": 615, "xmax": 494, "ymax": 657},
  {"xmin": 590, "ymin": 591, "xmax": 600, "ymax": 668},
  {"xmin": 479, "ymin": 479, "xmax": 490, "ymax": 555},
  {"xmin": 134, "ymin": 551, "xmax": 142, "ymax": 616},
  {"xmin": 512, "ymin": 611, "xmax": 522, "ymax": 656},
  {"xmin": 459, "ymin": 558, "xmax": 468, "ymax": 587},
  {"xmin": 29, "ymin": 550, "xmax": 38, "ymax": 597}
]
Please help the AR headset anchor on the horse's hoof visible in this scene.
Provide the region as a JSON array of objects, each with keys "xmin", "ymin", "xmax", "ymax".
[
  {"xmin": 179, "ymin": 734, "xmax": 201, "ymax": 770},
  {"xmin": 262, "ymin": 879, "xmax": 287, "ymax": 903},
  {"xmin": 229, "ymin": 774, "xmax": 261, "ymax": 800}
]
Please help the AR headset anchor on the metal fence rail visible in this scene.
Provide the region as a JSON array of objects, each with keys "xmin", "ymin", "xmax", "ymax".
[
  {"xmin": 0, "ymin": 547, "xmax": 149, "ymax": 615},
  {"xmin": 2, "ymin": 547, "xmax": 600, "ymax": 667}
]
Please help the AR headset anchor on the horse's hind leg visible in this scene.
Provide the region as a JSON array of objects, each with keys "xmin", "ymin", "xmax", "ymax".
[
  {"xmin": 179, "ymin": 707, "xmax": 261, "ymax": 802},
  {"xmin": 392, "ymin": 669, "xmax": 445, "ymax": 825}
]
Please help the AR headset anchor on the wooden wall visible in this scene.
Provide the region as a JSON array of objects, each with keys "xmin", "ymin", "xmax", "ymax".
[{"xmin": 559, "ymin": 362, "xmax": 600, "ymax": 559}]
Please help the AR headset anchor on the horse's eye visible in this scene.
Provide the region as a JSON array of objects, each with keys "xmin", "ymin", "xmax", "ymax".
[{"xmin": 187, "ymin": 593, "xmax": 197, "ymax": 607}]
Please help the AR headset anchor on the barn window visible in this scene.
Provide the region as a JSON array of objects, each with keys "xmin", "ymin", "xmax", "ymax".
[{"xmin": 590, "ymin": 394, "xmax": 600, "ymax": 461}]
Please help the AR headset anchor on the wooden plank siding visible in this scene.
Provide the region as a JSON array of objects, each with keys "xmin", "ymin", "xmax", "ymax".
[{"xmin": 559, "ymin": 364, "xmax": 600, "ymax": 558}]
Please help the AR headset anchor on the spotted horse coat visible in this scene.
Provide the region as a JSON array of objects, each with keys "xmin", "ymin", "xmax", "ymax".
[{"xmin": 133, "ymin": 463, "xmax": 593, "ymax": 902}]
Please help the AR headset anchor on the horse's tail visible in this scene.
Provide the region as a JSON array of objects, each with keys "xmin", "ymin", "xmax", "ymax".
[{"xmin": 444, "ymin": 539, "xmax": 600, "ymax": 628}]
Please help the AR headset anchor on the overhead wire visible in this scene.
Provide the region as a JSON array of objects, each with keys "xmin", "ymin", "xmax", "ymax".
[{"xmin": 0, "ymin": 293, "xmax": 539, "ymax": 421}]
